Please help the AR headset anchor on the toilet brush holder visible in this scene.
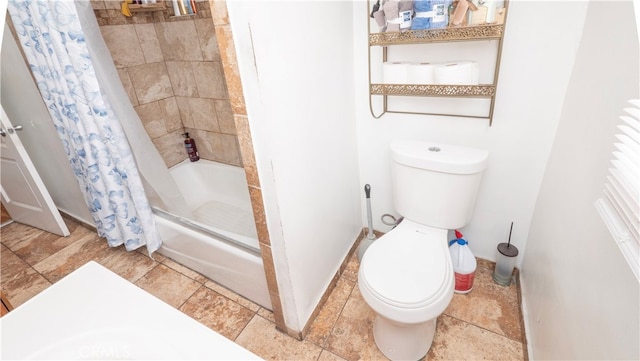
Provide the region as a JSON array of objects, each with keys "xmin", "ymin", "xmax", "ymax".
[
  {"xmin": 493, "ymin": 243, "xmax": 518, "ymax": 286},
  {"xmin": 493, "ymin": 221, "xmax": 518, "ymax": 286}
]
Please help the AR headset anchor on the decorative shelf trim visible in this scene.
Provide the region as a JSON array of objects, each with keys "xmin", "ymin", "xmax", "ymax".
[
  {"xmin": 371, "ymin": 84, "xmax": 496, "ymax": 97},
  {"xmin": 128, "ymin": 2, "xmax": 167, "ymax": 12},
  {"xmin": 370, "ymin": 24, "xmax": 504, "ymax": 46}
]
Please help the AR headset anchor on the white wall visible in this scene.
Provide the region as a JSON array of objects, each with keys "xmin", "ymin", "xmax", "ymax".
[
  {"xmin": 229, "ymin": 0, "xmax": 595, "ymax": 333},
  {"xmin": 227, "ymin": 1, "xmax": 362, "ymax": 332},
  {"xmin": 354, "ymin": 0, "xmax": 588, "ymax": 265},
  {"xmin": 521, "ymin": 1, "xmax": 639, "ymax": 359}
]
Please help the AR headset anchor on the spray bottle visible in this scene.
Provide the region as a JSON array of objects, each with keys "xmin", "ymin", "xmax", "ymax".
[{"xmin": 183, "ymin": 132, "xmax": 199, "ymax": 162}]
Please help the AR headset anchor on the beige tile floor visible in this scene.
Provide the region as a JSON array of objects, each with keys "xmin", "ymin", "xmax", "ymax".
[{"xmin": 1, "ymin": 217, "xmax": 527, "ymax": 360}]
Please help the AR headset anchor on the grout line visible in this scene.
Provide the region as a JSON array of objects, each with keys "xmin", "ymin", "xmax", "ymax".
[
  {"xmin": 316, "ymin": 278, "xmax": 357, "ymax": 360},
  {"xmin": 2, "ymin": 237, "xmax": 53, "ymax": 283},
  {"xmin": 233, "ymin": 312, "xmax": 261, "ymax": 343},
  {"xmin": 442, "ymin": 312, "xmax": 525, "ymax": 346},
  {"xmin": 1, "ymin": 245, "xmax": 53, "ymax": 306},
  {"xmin": 175, "ymin": 283, "xmax": 205, "ymax": 311}
]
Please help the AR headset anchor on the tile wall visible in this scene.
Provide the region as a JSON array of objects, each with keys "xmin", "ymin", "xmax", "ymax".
[
  {"xmin": 207, "ymin": 0, "xmax": 288, "ymax": 335},
  {"xmin": 92, "ymin": 0, "xmax": 287, "ymax": 335},
  {"xmin": 91, "ymin": 0, "xmax": 241, "ymax": 168}
]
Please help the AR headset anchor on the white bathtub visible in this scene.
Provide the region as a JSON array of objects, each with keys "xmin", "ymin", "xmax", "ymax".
[
  {"xmin": 0, "ymin": 261, "xmax": 263, "ymax": 360},
  {"xmin": 170, "ymin": 160, "xmax": 259, "ymax": 250},
  {"xmin": 154, "ymin": 160, "xmax": 271, "ymax": 310}
]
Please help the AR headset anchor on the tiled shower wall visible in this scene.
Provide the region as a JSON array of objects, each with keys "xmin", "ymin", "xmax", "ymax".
[{"xmin": 91, "ymin": 0, "xmax": 241, "ymax": 168}]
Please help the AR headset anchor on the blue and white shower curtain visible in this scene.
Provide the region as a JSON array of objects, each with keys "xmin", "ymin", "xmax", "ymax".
[{"xmin": 7, "ymin": 0, "xmax": 161, "ymax": 255}]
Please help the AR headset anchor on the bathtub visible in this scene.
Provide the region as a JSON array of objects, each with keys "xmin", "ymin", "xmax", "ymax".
[
  {"xmin": 153, "ymin": 160, "xmax": 271, "ymax": 310},
  {"xmin": 0, "ymin": 261, "xmax": 262, "ymax": 359}
]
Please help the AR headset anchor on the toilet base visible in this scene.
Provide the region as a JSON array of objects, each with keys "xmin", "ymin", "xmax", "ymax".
[{"xmin": 373, "ymin": 315, "xmax": 437, "ymax": 360}]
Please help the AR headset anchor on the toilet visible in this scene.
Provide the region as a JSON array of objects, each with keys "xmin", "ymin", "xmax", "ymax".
[{"xmin": 358, "ymin": 140, "xmax": 488, "ymax": 360}]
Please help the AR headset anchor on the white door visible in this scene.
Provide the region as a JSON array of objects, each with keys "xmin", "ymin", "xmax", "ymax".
[{"xmin": 0, "ymin": 105, "xmax": 70, "ymax": 236}]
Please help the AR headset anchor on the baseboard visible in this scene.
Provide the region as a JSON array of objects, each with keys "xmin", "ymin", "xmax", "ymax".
[
  {"xmin": 518, "ymin": 271, "xmax": 534, "ymax": 361},
  {"xmin": 58, "ymin": 210, "xmax": 96, "ymax": 232}
]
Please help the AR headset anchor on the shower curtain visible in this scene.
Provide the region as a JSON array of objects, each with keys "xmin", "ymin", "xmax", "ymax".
[{"xmin": 7, "ymin": 0, "xmax": 161, "ymax": 254}]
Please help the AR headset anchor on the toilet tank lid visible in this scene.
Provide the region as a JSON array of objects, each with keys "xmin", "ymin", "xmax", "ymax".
[{"xmin": 390, "ymin": 141, "xmax": 489, "ymax": 174}]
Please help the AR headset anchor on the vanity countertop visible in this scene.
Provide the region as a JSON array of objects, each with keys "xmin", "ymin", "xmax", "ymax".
[{"xmin": 0, "ymin": 261, "xmax": 262, "ymax": 360}]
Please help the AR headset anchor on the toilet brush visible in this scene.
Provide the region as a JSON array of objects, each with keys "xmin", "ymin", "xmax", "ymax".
[{"xmin": 357, "ymin": 184, "xmax": 377, "ymax": 262}]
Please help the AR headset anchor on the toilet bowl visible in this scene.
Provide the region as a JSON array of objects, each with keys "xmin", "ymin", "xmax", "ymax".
[
  {"xmin": 358, "ymin": 219, "xmax": 454, "ymax": 360},
  {"xmin": 358, "ymin": 140, "xmax": 488, "ymax": 360}
]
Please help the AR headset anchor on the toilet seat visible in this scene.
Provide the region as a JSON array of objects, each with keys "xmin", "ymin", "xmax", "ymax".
[{"xmin": 359, "ymin": 219, "xmax": 454, "ymax": 324}]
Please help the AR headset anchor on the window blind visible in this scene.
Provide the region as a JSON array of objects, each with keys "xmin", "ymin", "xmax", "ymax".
[{"xmin": 595, "ymin": 99, "xmax": 640, "ymax": 281}]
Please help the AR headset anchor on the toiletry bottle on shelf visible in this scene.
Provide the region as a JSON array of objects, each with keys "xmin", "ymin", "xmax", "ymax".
[{"xmin": 183, "ymin": 132, "xmax": 199, "ymax": 162}]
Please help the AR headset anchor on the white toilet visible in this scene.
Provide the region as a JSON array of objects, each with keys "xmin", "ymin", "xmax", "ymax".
[{"xmin": 358, "ymin": 140, "xmax": 488, "ymax": 361}]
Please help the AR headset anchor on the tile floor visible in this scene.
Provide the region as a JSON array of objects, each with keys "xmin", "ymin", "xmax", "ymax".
[{"xmin": 1, "ymin": 217, "xmax": 527, "ymax": 360}]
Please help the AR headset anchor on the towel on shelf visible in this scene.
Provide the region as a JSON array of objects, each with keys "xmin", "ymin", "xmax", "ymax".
[
  {"xmin": 429, "ymin": 0, "xmax": 450, "ymax": 29},
  {"xmin": 411, "ymin": 0, "xmax": 449, "ymax": 30},
  {"xmin": 384, "ymin": 0, "xmax": 414, "ymax": 32},
  {"xmin": 383, "ymin": 0, "xmax": 400, "ymax": 32},
  {"xmin": 399, "ymin": 0, "xmax": 415, "ymax": 30},
  {"xmin": 411, "ymin": 0, "xmax": 432, "ymax": 30},
  {"xmin": 373, "ymin": 0, "xmax": 388, "ymax": 32}
]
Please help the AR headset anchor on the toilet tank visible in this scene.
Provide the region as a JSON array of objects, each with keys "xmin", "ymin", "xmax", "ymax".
[{"xmin": 390, "ymin": 141, "xmax": 489, "ymax": 230}]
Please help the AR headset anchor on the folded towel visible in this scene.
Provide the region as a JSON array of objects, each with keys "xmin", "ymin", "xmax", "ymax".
[
  {"xmin": 383, "ymin": 0, "xmax": 400, "ymax": 32},
  {"xmin": 373, "ymin": 0, "xmax": 388, "ymax": 32},
  {"xmin": 430, "ymin": 0, "xmax": 450, "ymax": 29},
  {"xmin": 384, "ymin": 0, "xmax": 414, "ymax": 32},
  {"xmin": 370, "ymin": 0, "xmax": 381, "ymax": 17},
  {"xmin": 412, "ymin": 0, "xmax": 450, "ymax": 30},
  {"xmin": 398, "ymin": 0, "xmax": 414, "ymax": 30},
  {"xmin": 411, "ymin": 0, "xmax": 432, "ymax": 30}
]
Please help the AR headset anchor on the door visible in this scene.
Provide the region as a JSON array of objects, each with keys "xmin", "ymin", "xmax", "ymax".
[{"xmin": 0, "ymin": 105, "xmax": 70, "ymax": 236}]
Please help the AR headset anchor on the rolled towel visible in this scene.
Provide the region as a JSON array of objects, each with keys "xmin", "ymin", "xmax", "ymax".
[
  {"xmin": 398, "ymin": 0, "xmax": 415, "ymax": 31},
  {"xmin": 370, "ymin": 0, "xmax": 381, "ymax": 17},
  {"xmin": 430, "ymin": 0, "xmax": 450, "ymax": 29},
  {"xmin": 412, "ymin": 0, "xmax": 450, "ymax": 30},
  {"xmin": 373, "ymin": 0, "xmax": 388, "ymax": 31},
  {"xmin": 411, "ymin": 0, "xmax": 432, "ymax": 30},
  {"xmin": 384, "ymin": 0, "xmax": 414, "ymax": 32},
  {"xmin": 383, "ymin": 0, "xmax": 401, "ymax": 32}
]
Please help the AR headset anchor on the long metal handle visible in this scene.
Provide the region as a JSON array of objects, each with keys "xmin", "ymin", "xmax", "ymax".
[{"xmin": 365, "ymin": 184, "xmax": 375, "ymax": 240}]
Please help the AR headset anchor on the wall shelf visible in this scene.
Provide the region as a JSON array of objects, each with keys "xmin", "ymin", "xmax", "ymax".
[
  {"xmin": 127, "ymin": 2, "xmax": 167, "ymax": 13},
  {"xmin": 370, "ymin": 83, "xmax": 496, "ymax": 98},
  {"xmin": 367, "ymin": 1, "xmax": 509, "ymax": 125},
  {"xmin": 369, "ymin": 24, "xmax": 505, "ymax": 46}
]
